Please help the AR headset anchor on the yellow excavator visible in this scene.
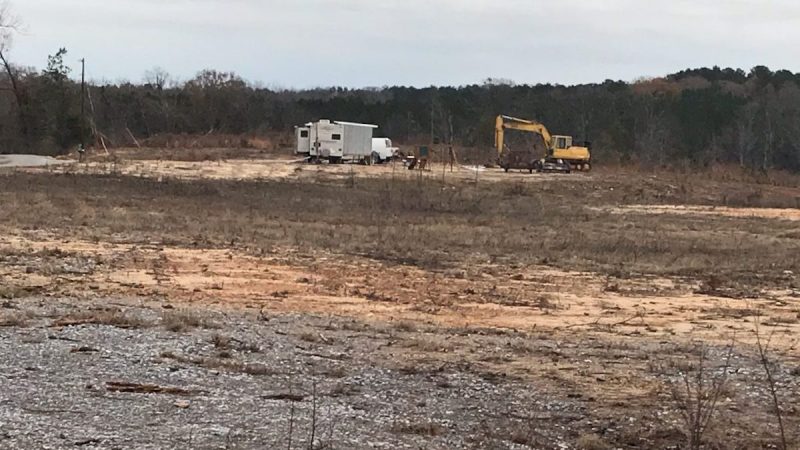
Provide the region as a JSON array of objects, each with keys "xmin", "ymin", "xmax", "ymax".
[{"xmin": 495, "ymin": 115, "xmax": 592, "ymax": 173}]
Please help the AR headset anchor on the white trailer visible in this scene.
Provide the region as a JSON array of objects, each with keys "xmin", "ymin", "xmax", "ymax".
[
  {"xmin": 307, "ymin": 120, "xmax": 378, "ymax": 163},
  {"xmin": 295, "ymin": 124, "xmax": 311, "ymax": 156}
]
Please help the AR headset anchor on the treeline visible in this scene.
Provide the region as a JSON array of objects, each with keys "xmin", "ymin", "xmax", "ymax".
[{"xmin": 2, "ymin": 54, "xmax": 800, "ymax": 171}]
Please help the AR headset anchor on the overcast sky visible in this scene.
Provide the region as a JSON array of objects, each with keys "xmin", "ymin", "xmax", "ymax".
[{"xmin": 6, "ymin": 0, "xmax": 799, "ymax": 88}]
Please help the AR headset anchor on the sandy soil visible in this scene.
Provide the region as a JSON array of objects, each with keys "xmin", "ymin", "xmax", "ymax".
[
  {"xmin": 601, "ymin": 204, "xmax": 800, "ymax": 221},
  {"xmin": 3, "ymin": 230, "xmax": 797, "ymax": 354},
  {"xmin": 0, "ymin": 154, "xmax": 75, "ymax": 168},
  {"xmin": 2, "ymin": 227, "xmax": 799, "ymax": 448},
  {"xmin": 38, "ymin": 156, "xmax": 591, "ymax": 185}
]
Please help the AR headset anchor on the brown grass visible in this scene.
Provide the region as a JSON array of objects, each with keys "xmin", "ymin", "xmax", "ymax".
[
  {"xmin": 52, "ymin": 309, "xmax": 149, "ymax": 329},
  {"xmin": 390, "ymin": 421, "xmax": 444, "ymax": 437},
  {"xmin": 161, "ymin": 310, "xmax": 218, "ymax": 332},
  {"xmin": 393, "ymin": 321, "xmax": 417, "ymax": 332},
  {"xmin": 576, "ymin": 434, "xmax": 612, "ymax": 450},
  {"xmin": 0, "ymin": 311, "xmax": 30, "ymax": 327},
  {"xmin": 160, "ymin": 351, "xmax": 276, "ymax": 376},
  {"xmin": 400, "ymin": 335, "xmax": 456, "ymax": 353},
  {"xmin": 2, "ymin": 170, "xmax": 800, "ymax": 289},
  {"xmin": 210, "ymin": 333, "xmax": 261, "ymax": 353},
  {"xmin": 0, "ymin": 285, "xmax": 42, "ymax": 299},
  {"xmin": 765, "ymin": 314, "xmax": 800, "ymax": 325}
]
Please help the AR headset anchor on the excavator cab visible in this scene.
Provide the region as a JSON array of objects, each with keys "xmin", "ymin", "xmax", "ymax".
[{"xmin": 551, "ymin": 136, "xmax": 572, "ymax": 150}]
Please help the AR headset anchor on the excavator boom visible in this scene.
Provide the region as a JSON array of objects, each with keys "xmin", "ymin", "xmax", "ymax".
[
  {"xmin": 495, "ymin": 115, "xmax": 552, "ymax": 156},
  {"xmin": 494, "ymin": 114, "xmax": 592, "ymax": 172}
]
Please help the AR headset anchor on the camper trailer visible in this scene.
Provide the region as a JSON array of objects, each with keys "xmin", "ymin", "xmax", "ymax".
[
  {"xmin": 304, "ymin": 120, "xmax": 378, "ymax": 163},
  {"xmin": 295, "ymin": 124, "xmax": 311, "ymax": 156}
]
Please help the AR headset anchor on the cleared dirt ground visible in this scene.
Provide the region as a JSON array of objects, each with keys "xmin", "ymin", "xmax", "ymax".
[{"xmin": 1, "ymin": 151, "xmax": 799, "ymax": 449}]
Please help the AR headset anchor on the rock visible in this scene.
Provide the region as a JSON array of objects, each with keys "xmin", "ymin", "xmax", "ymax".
[{"xmin": 207, "ymin": 426, "xmax": 231, "ymax": 437}]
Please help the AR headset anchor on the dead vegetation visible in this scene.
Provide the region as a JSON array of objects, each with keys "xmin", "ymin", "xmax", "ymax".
[
  {"xmin": 2, "ymin": 170, "xmax": 800, "ymax": 289},
  {"xmin": 105, "ymin": 381, "xmax": 199, "ymax": 396},
  {"xmin": 51, "ymin": 309, "xmax": 149, "ymax": 329},
  {"xmin": 390, "ymin": 421, "xmax": 444, "ymax": 437},
  {"xmin": 210, "ymin": 333, "xmax": 261, "ymax": 353},
  {"xmin": 576, "ymin": 434, "xmax": 612, "ymax": 450},
  {"xmin": 667, "ymin": 343, "xmax": 733, "ymax": 450},
  {"xmin": 2, "ymin": 165, "xmax": 800, "ymax": 448},
  {"xmin": 159, "ymin": 351, "xmax": 276, "ymax": 376},
  {"xmin": 161, "ymin": 309, "xmax": 218, "ymax": 332},
  {"xmin": 0, "ymin": 310, "xmax": 30, "ymax": 327}
]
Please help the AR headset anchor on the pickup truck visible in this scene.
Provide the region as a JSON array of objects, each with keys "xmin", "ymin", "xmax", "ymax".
[{"xmin": 370, "ymin": 138, "xmax": 399, "ymax": 164}]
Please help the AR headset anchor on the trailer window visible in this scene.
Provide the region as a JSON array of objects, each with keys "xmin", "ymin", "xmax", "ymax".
[
  {"xmin": 300, "ymin": 130, "xmax": 309, "ymax": 138},
  {"xmin": 332, "ymin": 134, "xmax": 342, "ymax": 141}
]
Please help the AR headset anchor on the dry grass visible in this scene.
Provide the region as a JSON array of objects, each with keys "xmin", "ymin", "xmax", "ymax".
[
  {"xmin": 52, "ymin": 309, "xmax": 149, "ymax": 329},
  {"xmin": 390, "ymin": 421, "xmax": 444, "ymax": 437},
  {"xmin": 533, "ymin": 294, "xmax": 562, "ymax": 311},
  {"xmin": 160, "ymin": 351, "xmax": 276, "ymax": 376},
  {"xmin": 210, "ymin": 333, "xmax": 261, "ymax": 353},
  {"xmin": 0, "ymin": 285, "xmax": 41, "ymax": 300},
  {"xmin": 576, "ymin": 433, "xmax": 612, "ymax": 450},
  {"xmin": 0, "ymin": 311, "xmax": 30, "ymax": 327},
  {"xmin": 400, "ymin": 335, "xmax": 456, "ymax": 353},
  {"xmin": 161, "ymin": 310, "xmax": 218, "ymax": 332},
  {"xmin": 393, "ymin": 321, "xmax": 417, "ymax": 332},
  {"xmin": 298, "ymin": 331, "xmax": 328, "ymax": 344},
  {"xmin": 765, "ymin": 314, "xmax": 800, "ymax": 325},
  {"xmin": 2, "ymin": 170, "xmax": 800, "ymax": 290}
]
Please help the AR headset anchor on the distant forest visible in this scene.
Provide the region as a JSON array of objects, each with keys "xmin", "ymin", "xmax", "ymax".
[{"xmin": 2, "ymin": 48, "xmax": 799, "ymax": 171}]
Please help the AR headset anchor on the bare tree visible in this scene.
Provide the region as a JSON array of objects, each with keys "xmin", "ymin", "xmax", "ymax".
[
  {"xmin": 0, "ymin": 1, "xmax": 20, "ymax": 91},
  {"xmin": 144, "ymin": 66, "xmax": 170, "ymax": 91},
  {"xmin": 635, "ymin": 99, "xmax": 673, "ymax": 167},
  {"xmin": 0, "ymin": 1, "xmax": 27, "ymax": 143},
  {"xmin": 754, "ymin": 317, "xmax": 788, "ymax": 450},
  {"xmin": 735, "ymin": 102, "xmax": 758, "ymax": 168}
]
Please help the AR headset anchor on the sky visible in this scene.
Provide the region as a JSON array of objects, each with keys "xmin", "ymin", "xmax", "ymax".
[{"xmin": 5, "ymin": 0, "xmax": 800, "ymax": 88}]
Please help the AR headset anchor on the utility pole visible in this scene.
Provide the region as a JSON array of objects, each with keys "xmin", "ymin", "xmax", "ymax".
[{"xmin": 79, "ymin": 58, "xmax": 86, "ymax": 162}]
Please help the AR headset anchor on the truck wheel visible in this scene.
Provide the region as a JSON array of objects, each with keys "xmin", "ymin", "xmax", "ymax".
[{"xmin": 371, "ymin": 152, "xmax": 380, "ymax": 165}]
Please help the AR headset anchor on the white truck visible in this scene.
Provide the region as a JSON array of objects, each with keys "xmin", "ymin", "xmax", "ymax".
[
  {"xmin": 296, "ymin": 120, "xmax": 378, "ymax": 164},
  {"xmin": 371, "ymin": 138, "xmax": 399, "ymax": 163}
]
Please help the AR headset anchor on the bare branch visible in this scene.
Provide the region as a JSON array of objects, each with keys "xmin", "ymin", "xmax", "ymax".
[
  {"xmin": 0, "ymin": 2, "xmax": 23, "ymax": 61},
  {"xmin": 754, "ymin": 317, "xmax": 788, "ymax": 450},
  {"xmin": 669, "ymin": 341, "xmax": 734, "ymax": 450}
]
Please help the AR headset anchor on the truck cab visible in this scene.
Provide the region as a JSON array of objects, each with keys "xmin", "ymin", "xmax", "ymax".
[{"xmin": 371, "ymin": 138, "xmax": 398, "ymax": 163}]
